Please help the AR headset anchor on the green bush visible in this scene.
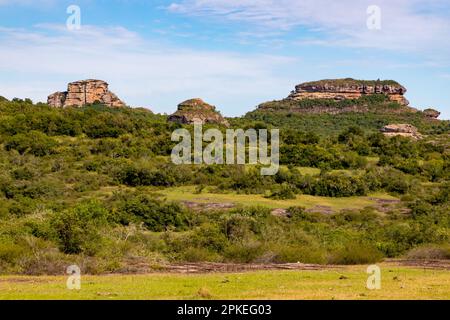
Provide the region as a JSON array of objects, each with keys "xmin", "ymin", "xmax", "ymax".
[
  {"xmin": 0, "ymin": 238, "xmax": 27, "ymax": 265},
  {"xmin": 83, "ymin": 112, "xmax": 134, "ymax": 138},
  {"xmin": 115, "ymin": 165, "xmax": 176, "ymax": 187},
  {"xmin": 50, "ymin": 201, "xmax": 110, "ymax": 255},
  {"xmin": 11, "ymin": 167, "xmax": 34, "ymax": 180},
  {"xmin": 190, "ymin": 224, "xmax": 228, "ymax": 253},
  {"xmin": 220, "ymin": 214, "xmax": 260, "ymax": 241},
  {"xmin": 271, "ymin": 245, "xmax": 326, "ymax": 264},
  {"xmin": 5, "ymin": 131, "xmax": 57, "ymax": 156},
  {"xmin": 328, "ymin": 243, "xmax": 383, "ymax": 265},
  {"xmin": 267, "ymin": 183, "xmax": 297, "ymax": 200},
  {"xmin": 312, "ymin": 172, "xmax": 368, "ymax": 197},
  {"xmin": 223, "ymin": 240, "xmax": 265, "ymax": 263},
  {"xmin": 288, "ymin": 207, "xmax": 322, "ymax": 223},
  {"xmin": 181, "ymin": 247, "xmax": 222, "ymax": 263},
  {"xmin": 117, "ymin": 194, "xmax": 191, "ymax": 232}
]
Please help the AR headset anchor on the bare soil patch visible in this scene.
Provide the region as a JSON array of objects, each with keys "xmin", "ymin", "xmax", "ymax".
[
  {"xmin": 182, "ymin": 201, "xmax": 235, "ymax": 211},
  {"xmin": 388, "ymin": 259, "xmax": 450, "ymax": 270}
]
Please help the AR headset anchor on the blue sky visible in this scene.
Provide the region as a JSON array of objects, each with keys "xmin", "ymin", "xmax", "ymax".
[{"xmin": 0, "ymin": 0, "xmax": 449, "ymax": 118}]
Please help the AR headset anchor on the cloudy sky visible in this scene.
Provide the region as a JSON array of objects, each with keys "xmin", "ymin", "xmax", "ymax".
[{"xmin": 1, "ymin": 0, "xmax": 449, "ymax": 118}]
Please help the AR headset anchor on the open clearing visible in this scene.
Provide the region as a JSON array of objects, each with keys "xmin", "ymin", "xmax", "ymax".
[
  {"xmin": 158, "ymin": 186, "xmax": 398, "ymax": 212},
  {"xmin": 1, "ymin": 264, "xmax": 449, "ymax": 300}
]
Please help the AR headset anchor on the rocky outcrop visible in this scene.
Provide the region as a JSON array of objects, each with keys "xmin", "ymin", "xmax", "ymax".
[
  {"xmin": 48, "ymin": 80, "xmax": 126, "ymax": 108},
  {"xmin": 168, "ymin": 98, "xmax": 229, "ymax": 126},
  {"xmin": 423, "ymin": 108, "xmax": 441, "ymax": 119},
  {"xmin": 288, "ymin": 78, "xmax": 409, "ymax": 106},
  {"xmin": 47, "ymin": 92, "xmax": 67, "ymax": 108},
  {"xmin": 381, "ymin": 124, "xmax": 423, "ymax": 140}
]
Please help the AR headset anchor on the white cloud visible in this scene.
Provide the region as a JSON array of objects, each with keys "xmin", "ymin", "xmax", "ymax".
[
  {"xmin": 167, "ymin": 0, "xmax": 450, "ymax": 55},
  {"xmin": 0, "ymin": 24, "xmax": 298, "ymax": 115}
]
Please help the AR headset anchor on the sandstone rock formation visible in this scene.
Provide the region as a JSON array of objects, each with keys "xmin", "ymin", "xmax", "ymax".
[
  {"xmin": 423, "ymin": 108, "xmax": 441, "ymax": 119},
  {"xmin": 48, "ymin": 80, "xmax": 126, "ymax": 108},
  {"xmin": 288, "ymin": 78, "xmax": 409, "ymax": 106},
  {"xmin": 168, "ymin": 98, "xmax": 229, "ymax": 126},
  {"xmin": 381, "ymin": 124, "xmax": 423, "ymax": 140}
]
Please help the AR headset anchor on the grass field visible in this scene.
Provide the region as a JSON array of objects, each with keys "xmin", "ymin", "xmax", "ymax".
[
  {"xmin": 158, "ymin": 186, "xmax": 397, "ymax": 211},
  {"xmin": 1, "ymin": 265, "xmax": 449, "ymax": 300}
]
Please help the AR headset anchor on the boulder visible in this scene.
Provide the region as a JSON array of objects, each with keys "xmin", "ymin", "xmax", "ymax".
[
  {"xmin": 47, "ymin": 79, "xmax": 126, "ymax": 108},
  {"xmin": 168, "ymin": 98, "xmax": 229, "ymax": 126},
  {"xmin": 381, "ymin": 124, "xmax": 423, "ymax": 140},
  {"xmin": 423, "ymin": 108, "xmax": 441, "ymax": 119}
]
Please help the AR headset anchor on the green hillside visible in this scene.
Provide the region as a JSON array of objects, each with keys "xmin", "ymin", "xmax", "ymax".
[
  {"xmin": 0, "ymin": 98, "xmax": 449, "ymax": 275},
  {"xmin": 244, "ymin": 94, "xmax": 448, "ymax": 136}
]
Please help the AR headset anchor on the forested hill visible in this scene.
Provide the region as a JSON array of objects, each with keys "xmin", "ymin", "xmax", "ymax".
[
  {"xmin": 244, "ymin": 94, "xmax": 448, "ymax": 136},
  {"xmin": 0, "ymin": 97, "xmax": 449, "ymax": 275}
]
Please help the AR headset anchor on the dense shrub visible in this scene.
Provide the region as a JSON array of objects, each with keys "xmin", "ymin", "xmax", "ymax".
[
  {"xmin": 115, "ymin": 164, "xmax": 177, "ymax": 187},
  {"xmin": 271, "ymin": 245, "xmax": 327, "ymax": 264},
  {"xmin": 328, "ymin": 243, "xmax": 383, "ymax": 265},
  {"xmin": 223, "ymin": 240, "xmax": 265, "ymax": 263},
  {"xmin": 267, "ymin": 183, "xmax": 297, "ymax": 200},
  {"xmin": 50, "ymin": 201, "xmax": 110, "ymax": 255},
  {"xmin": 117, "ymin": 195, "xmax": 191, "ymax": 232},
  {"xmin": 312, "ymin": 172, "xmax": 368, "ymax": 197},
  {"xmin": 5, "ymin": 131, "xmax": 57, "ymax": 156},
  {"xmin": 83, "ymin": 112, "xmax": 134, "ymax": 138}
]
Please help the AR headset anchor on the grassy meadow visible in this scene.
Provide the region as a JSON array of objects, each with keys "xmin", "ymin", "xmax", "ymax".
[
  {"xmin": 159, "ymin": 186, "xmax": 398, "ymax": 211},
  {"xmin": 1, "ymin": 265, "xmax": 449, "ymax": 300}
]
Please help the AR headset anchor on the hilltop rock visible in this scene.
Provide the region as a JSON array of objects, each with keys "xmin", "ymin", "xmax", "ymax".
[
  {"xmin": 47, "ymin": 92, "xmax": 67, "ymax": 108},
  {"xmin": 288, "ymin": 78, "xmax": 409, "ymax": 106},
  {"xmin": 168, "ymin": 98, "xmax": 229, "ymax": 126},
  {"xmin": 381, "ymin": 124, "xmax": 423, "ymax": 140},
  {"xmin": 423, "ymin": 108, "xmax": 441, "ymax": 119},
  {"xmin": 48, "ymin": 80, "xmax": 126, "ymax": 108},
  {"xmin": 253, "ymin": 78, "xmax": 426, "ymax": 116}
]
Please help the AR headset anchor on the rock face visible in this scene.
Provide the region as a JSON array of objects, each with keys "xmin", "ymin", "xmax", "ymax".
[
  {"xmin": 47, "ymin": 92, "xmax": 66, "ymax": 108},
  {"xmin": 168, "ymin": 98, "xmax": 229, "ymax": 126},
  {"xmin": 48, "ymin": 80, "xmax": 126, "ymax": 108},
  {"xmin": 381, "ymin": 124, "xmax": 423, "ymax": 140},
  {"xmin": 288, "ymin": 78, "xmax": 409, "ymax": 106},
  {"xmin": 423, "ymin": 108, "xmax": 441, "ymax": 119}
]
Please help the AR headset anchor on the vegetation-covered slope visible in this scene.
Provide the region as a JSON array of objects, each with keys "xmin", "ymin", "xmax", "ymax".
[
  {"xmin": 0, "ymin": 98, "xmax": 449, "ymax": 274},
  {"xmin": 244, "ymin": 94, "xmax": 448, "ymax": 136}
]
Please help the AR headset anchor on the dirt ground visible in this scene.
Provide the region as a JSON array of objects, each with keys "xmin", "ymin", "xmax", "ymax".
[{"xmin": 117, "ymin": 259, "xmax": 450, "ymax": 274}]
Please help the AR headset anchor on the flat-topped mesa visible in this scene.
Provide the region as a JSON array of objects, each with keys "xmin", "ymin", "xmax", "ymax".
[
  {"xmin": 168, "ymin": 98, "xmax": 229, "ymax": 126},
  {"xmin": 288, "ymin": 78, "xmax": 409, "ymax": 106},
  {"xmin": 48, "ymin": 79, "xmax": 126, "ymax": 108}
]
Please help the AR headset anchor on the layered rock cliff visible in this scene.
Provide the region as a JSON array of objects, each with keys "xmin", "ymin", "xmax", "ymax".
[
  {"xmin": 168, "ymin": 98, "xmax": 229, "ymax": 126},
  {"xmin": 254, "ymin": 78, "xmax": 424, "ymax": 115},
  {"xmin": 48, "ymin": 80, "xmax": 126, "ymax": 108},
  {"xmin": 288, "ymin": 79, "xmax": 409, "ymax": 106}
]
